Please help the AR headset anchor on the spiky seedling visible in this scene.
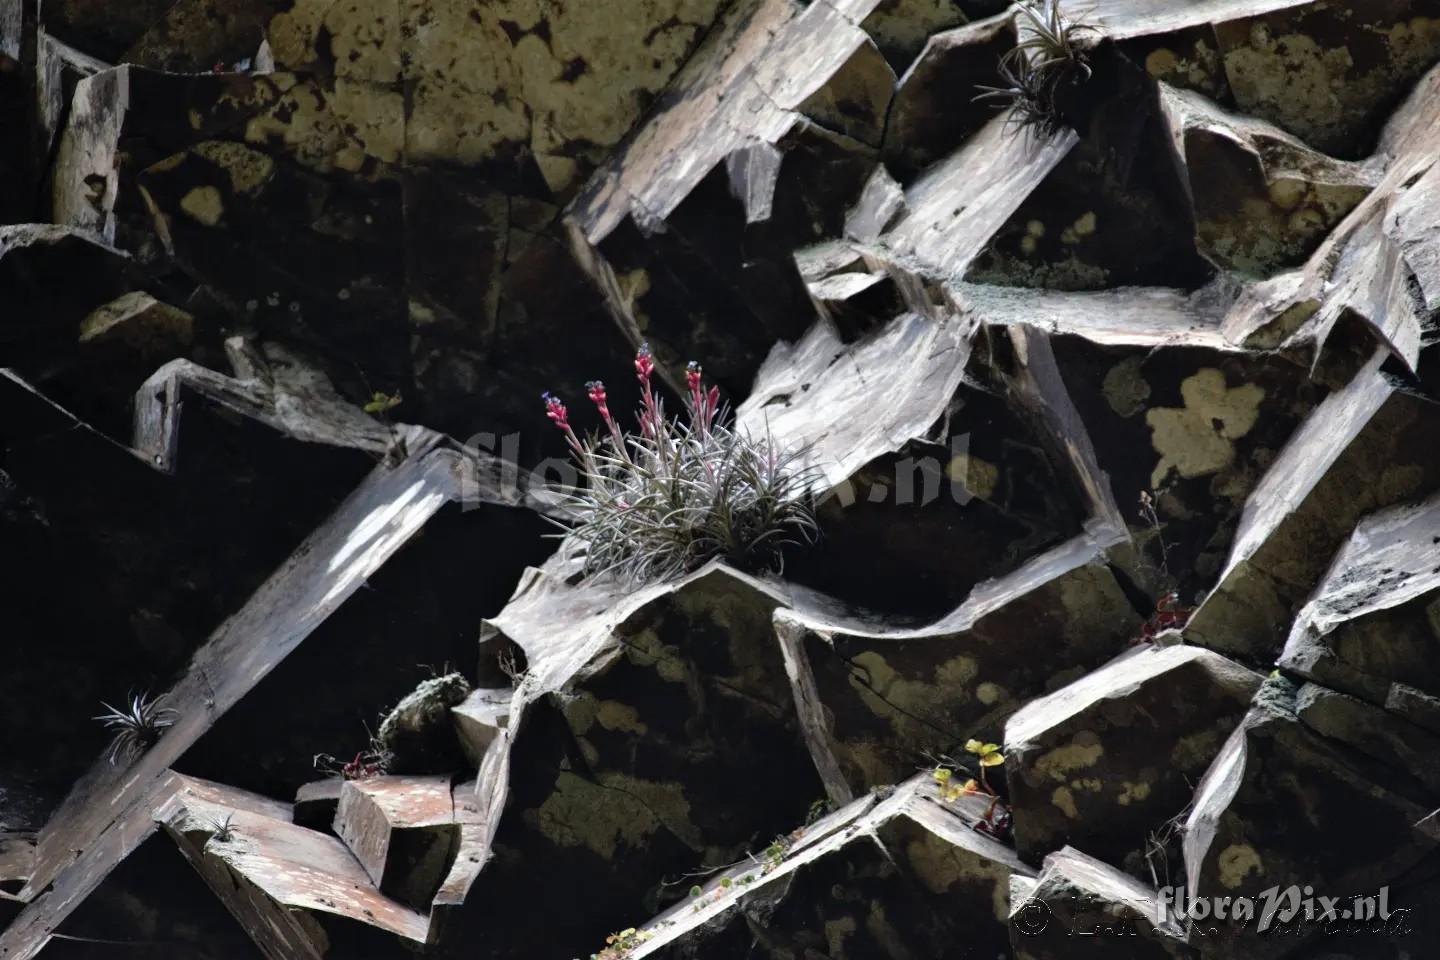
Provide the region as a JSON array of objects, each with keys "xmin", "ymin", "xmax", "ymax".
[
  {"xmin": 542, "ymin": 345, "xmax": 820, "ymax": 585},
  {"xmin": 94, "ymin": 692, "xmax": 177, "ymax": 765},
  {"xmin": 208, "ymin": 813, "xmax": 236, "ymax": 843},
  {"xmin": 974, "ymin": 0, "xmax": 1094, "ymax": 137}
]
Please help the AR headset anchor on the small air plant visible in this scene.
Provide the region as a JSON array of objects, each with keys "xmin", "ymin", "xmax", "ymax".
[
  {"xmin": 541, "ymin": 344, "xmax": 820, "ymax": 585},
  {"xmin": 94, "ymin": 692, "xmax": 177, "ymax": 765},
  {"xmin": 974, "ymin": 0, "xmax": 1095, "ymax": 137},
  {"xmin": 207, "ymin": 813, "xmax": 236, "ymax": 843}
]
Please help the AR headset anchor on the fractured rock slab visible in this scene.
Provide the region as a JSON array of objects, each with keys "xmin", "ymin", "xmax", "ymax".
[
  {"xmin": 291, "ymin": 779, "xmax": 342, "ymax": 832},
  {"xmin": 1004, "ymin": 644, "xmax": 1261, "ymax": 868},
  {"xmin": 780, "ymin": 525, "xmax": 1137, "ymax": 799},
  {"xmin": 567, "ymin": 0, "xmax": 887, "ymax": 391},
  {"xmin": 882, "ymin": 14, "xmax": 1013, "ymax": 182},
  {"xmin": 450, "ymin": 688, "xmax": 512, "ymax": 769},
  {"xmin": 1186, "ymin": 351, "xmax": 1440, "ymax": 663},
  {"xmin": 1158, "ymin": 83, "xmax": 1376, "ymax": 276},
  {"xmin": 459, "ymin": 560, "xmax": 831, "ymax": 959},
  {"xmin": 1183, "ymin": 676, "xmax": 1440, "ymax": 959},
  {"xmin": 611, "ymin": 774, "xmax": 1033, "ymax": 959},
  {"xmin": 1010, "ymin": 846, "xmax": 1191, "ymax": 959},
  {"xmin": 1279, "ymin": 490, "xmax": 1440, "ymax": 725},
  {"xmin": 161, "ymin": 774, "xmax": 429, "ymax": 959},
  {"xmin": 334, "ymin": 775, "xmax": 459, "ymax": 911}
]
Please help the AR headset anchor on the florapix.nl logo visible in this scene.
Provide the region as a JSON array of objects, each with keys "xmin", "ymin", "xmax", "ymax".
[{"xmin": 460, "ymin": 430, "xmax": 979, "ymax": 511}]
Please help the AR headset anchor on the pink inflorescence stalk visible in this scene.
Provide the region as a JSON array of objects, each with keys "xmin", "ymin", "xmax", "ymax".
[
  {"xmin": 685, "ymin": 361, "xmax": 721, "ymax": 435},
  {"xmin": 634, "ymin": 342, "xmax": 660, "ymax": 438},
  {"xmin": 542, "ymin": 391, "xmax": 583, "ymax": 454}
]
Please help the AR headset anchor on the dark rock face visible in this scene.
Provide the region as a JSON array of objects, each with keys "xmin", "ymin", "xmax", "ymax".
[{"xmin": 4, "ymin": 1, "xmax": 1440, "ymax": 959}]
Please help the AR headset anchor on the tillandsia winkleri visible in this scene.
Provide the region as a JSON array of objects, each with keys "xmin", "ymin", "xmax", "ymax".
[
  {"xmin": 974, "ymin": 0, "xmax": 1095, "ymax": 137},
  {"xmin": 541, "ymin": 344, "xmax": 820, "ymax": 585},
  {"xmin": 94, "ymin": 691, "xmax": 178, "ymax": 765}
]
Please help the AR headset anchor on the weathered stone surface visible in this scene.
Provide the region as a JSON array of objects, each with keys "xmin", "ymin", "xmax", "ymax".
[
  {"xmin": 122, "ymin": 0, "xmax": 280, "ymax": 74},
  {"xmin": 780, "ymin": 529, "xmax": 1139, "ymax": 799},
  {"xmin": 1158, "ymin": 83, "xmax": 1376, "ymax": 276},
  {"xmin": 568, "ymin": 0, "xmax": 884, "ymax": 391},
  {"xmin": 965, "ymin": 51, "xmax": 1213, "ymax": 291},
  {"xmin": 1010, "ymin": 846, "xmax": 1191, "ymax": 959},
  {"xmin": 883, "ymin": 14, "xmax": 1013, "ymax": 181},
  {"xmin": 1005, "ymin": 644, "xmax": 1261, "ymax": 869},
  {"xmin": 797, "ymin": 35, "xmax": 895, "ymax": 149},
  {"xmin": 740, "ymin": 310, "xmax": 1103, "ymax": 617},
  {"xmin": 1187, "ymin": 351, "xmax": 1440, "ymax": 662},
  {"xmin": 867, "ymin": 113, "xmax": 1076, "ymax": 310},
  {"xmin": 459, "ymin": 561, "xmax": 831, "ymax": 959},
  {"xmin": 334, "ymin": 775, "xmax": 459, "ymax": 910},
  {"xmin": 1105, "ymin": 0, "xmax": 1440, "ymax": 158},
  {"xmin": 291, "ymin": 779, "xmax": 342, "ymax": 832},
  {"xmin": 162, "ymin": 773, "xmax": 430, "ymax": 957},
  {"xmin": 1295, "ymin": 682, "xmax": 1440, "ymax": 796},
  {"xmin": 0, "ymin": 425, "xmax": 500, "ymax": 958},
  {"xmin": 8, "ymin": 0, "xmax": 1440, "ymax": 955},
  {"xmin": 1183, "ymin": 676, "xmax": 1440, "ymax": 958},
  {"xmin": 451, "ymin": 688, "xmax": 512, "ymax": 769},
  {"xmin": 35, "ymin": 34, "xmax": 108, "ymax": 171},
  {"xmin": 1279, "ymin": 491, "xmax": 1440, "ymax": 716},
  {"xmin": 1217, "ymin": 63, "xmax": 1440, "ymax": 372}
]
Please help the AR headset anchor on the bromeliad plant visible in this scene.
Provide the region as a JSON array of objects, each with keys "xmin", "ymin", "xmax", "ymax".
[
  {"xmin": 974, "ymin": 0, "xmax": 1094, "ymax": 137},
  {"xmin": 94, "ymin": 692, "xmax": 177, "ymax": 765},
  {"xmin": 542, "ymin": 345, "xmax": 819, "ymax": 584}
]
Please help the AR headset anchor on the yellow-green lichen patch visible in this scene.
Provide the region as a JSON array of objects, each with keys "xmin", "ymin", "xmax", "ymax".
[
  {"xmin": 244, "ymin": 78, "xmax": 403, "ymax": 175},
  {"xmin": 618, "ymin": 627, "xmax": 691, "ymax": 685},
  {"xmin": 1146, "ymin": 368, "xmax": 1265, "ymax": 486},
  {"xmin": 79, "ymin": 292, "xmax": 194, "ymax": 351},
  {"xmin": 1197, "ymin": 176, "xmax": 1370, "ymax": 276},
  {"xmin": 1051, "ymin": 785, "xmax": 1078, "ymax": 819},
  {"xmin": 191, "ymin": 141, "xmax": 276, "ymax": 196},
  {"xmin": 564, "ymin": 693, "xmax": 648, "ymax": 736},
  {"xmin": 402, "ymin": 0, "xmax": 721, "ymax": 179},
  {"xmin": 402, "ymin": 0, "xmax": 531, "ymax": 166},
  {"xmin": 1143, "ymin": 37, "xmax": 1226, "ymax": 95},
  {"xmin": 823, "ymin": 916, "xmax": 857, "ymax": 955},
  {"xmin": 1102, "ymin": 355, "xmax": 1152, "ymax": 418},
  {"xmin": 1115, "ymin": 780, "xmax": 1152, "ymax": 806},
  {"xmin": 1170, "ymin": 726, "xmax": 1227, "ymax": 770},
  {"xmin": 179, "ymin": 186, "xmax": 224, "ymax": 226},
  {"xmin": 902, "ymin": 831, "xmax": 1013, "ymax": 922},
  {"xmin": 1059, "ymin": 211, "xmax": 1097, "ymax": 245},
  {"xmin": 1057, "ymin": 567, "xmax": 1135, "ymax": 644},
  {"xmin": 1218, "ymin": 11, "xmax": 1440, "ymax": 155},
  {"xmin": 945, "ymin": 452, "xmax": 999, "ymax": 503},
  {"xmin": 975, "ymin": 681, "xmax": 1006, "ymax": 706},
  {"xmin": 846, "ymin": 650, "xmax": 978, "ymax": 733},
  {"xmin": 530, "ymin": 770, "xmax": 697, "ymax": 859},
  {"xmin": 1031, "ymin": 731, "xmax": 1104, "ymax": 782},
  {"xmin": 1222, "ymin": 25, "xmax": 1354, "ymax": 151},
  {"xmin": 1217, "ymin": 843, "xmax": 1263, "ymax": 889}
]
